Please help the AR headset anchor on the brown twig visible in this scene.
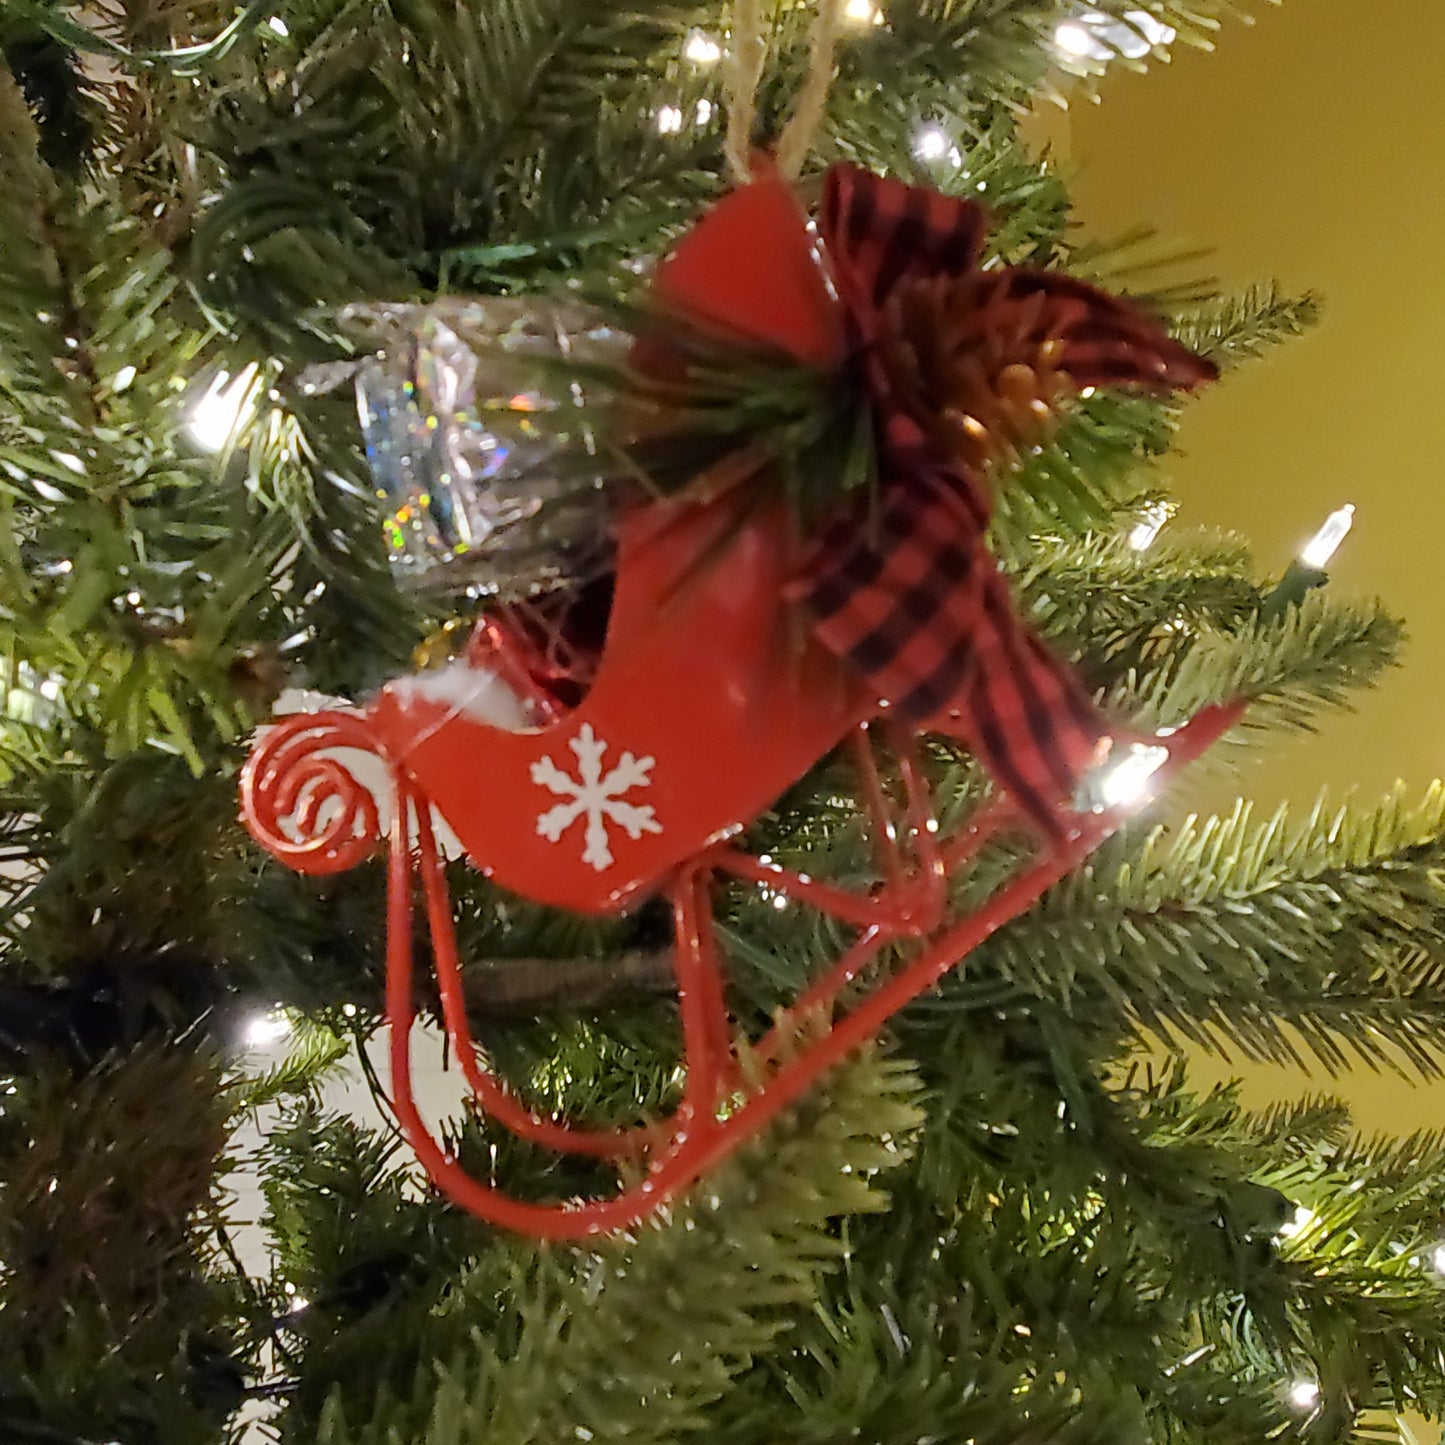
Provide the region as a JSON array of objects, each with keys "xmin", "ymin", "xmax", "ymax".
[{"xmin": 462, "ymin": 948, "xmax": 676, "ymax": 1016}]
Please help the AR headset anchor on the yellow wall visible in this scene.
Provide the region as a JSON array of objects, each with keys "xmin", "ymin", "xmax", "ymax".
[
  {"xmin": 1067, "ymin": 11, "xmax": 1445, "ymax": 1436},
  {"xmin": 1070, "ymin": 0, "xmax": 1445, "ymax": 812},
  {"xmin": 1066, "ymin": 0, "xmax": 1445, "ymax": 1139}
]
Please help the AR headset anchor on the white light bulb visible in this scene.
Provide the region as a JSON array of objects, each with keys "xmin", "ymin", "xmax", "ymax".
[
  {"xmin": 656, "ymin": 104, "xmax": 685, "ymax": 135},
  {"xmin": 1093, "ymin": 742, "xmax": 1169, "ymax": 812},
  {"xmin": 112, "ymin": 364, "xmax": 137, "ymax": 393},
  {"xmin": 1054, "ymin": 9, "xmax": 1173, "ymax": 66},
  {"xmin": 185, "ymin": 366, "xmax": 257, "ymax": 453},
  {"xmin": 1299, "ymin": 503, "xmax": 1355, "ymax": 570},
  {"xmin": 1430, "ymin": 1243, "xmax": 1445, "ymax": 1275},
  {"xmin": 1277, "ymin": 1204, "xmax": 1319, "ymax": 1240},
  {"xmin": 244, "ymin": 1008, "xmax": 293, "ymax": 1049},
  {"xmin": 37, "ymin": 679, "xmax": 61, "ymax": 701},
  {"xmin": 683, "ymin": 30, "xmax": 722, "ymax": 64},
  {"xmin": 289, "ymin": 1293, "xmax": 310, "ymax": 1312},
  {"xmin": 266, "ymin": 15, "xmax": 289, "ymax": 36},
  {"xmin": 1288, "ymin": 1379, "xmax": 1321, "ymax": 1412},
  {"xmin": 843, "ymin": 0, "xmax": 883, "ymax": 23},
  {"xmin": 915, "ymin": 124, "xmax": 949, "ymax": 161},
  {"xmin": 1128, "ymin": 502, "xmax": 1171, "ymax": 551},
  {"xmin": 1053, "ymin": 20, "xmax": 1097, "ymax": 58},
  {"xmin": 695, "ymin": 98, "xmax": 714, "ymax": 125},
  {"xmin": 1105, "ymin": 9, "xmax": 1175, "ymax": 57}
]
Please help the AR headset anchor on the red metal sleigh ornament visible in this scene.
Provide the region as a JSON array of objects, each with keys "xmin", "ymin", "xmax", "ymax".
[{"xmin": 241, "ymin": 168, "xmax": 1242, "ymax": 1240}]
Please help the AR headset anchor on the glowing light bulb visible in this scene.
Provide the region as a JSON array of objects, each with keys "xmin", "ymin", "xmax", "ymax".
[
  {"xmin": 843, "ymin": 0, "xmax": 883, "ymax": 23},
  {"xmin": 185, "ymin": 366, "xmax": 257, "ymax": 452},
  {"xmin": 1053, "ymin": 9, "xmax": 1174, "ymax": 66},
  {"xmin": 695, "ymin": 98, "xmax": 714, "ymax": 124},
  {"xmin": 1299, "ymin": 503, "xmax": 1355, "ymax": 570},
  {"xmin": 1092, "ymin": 742, "xmax": 1169, "ymax": 812},
  {"xmin": 1128, "ymin": 502, "xmax": 1171, "ymax": 551},
  {"xmin": 683, "ymin": 29, "xmax": 722, "ymax": 64},
  {"xmin": 112, "ymin": 364, "xmax": 137, "ymax": 392},
  {"xmin": 1288, "ymin": 1379, "xmax": 1320, "ymax": 1412},
  {"xmin": 1277, "ymin": 1204, "xmax": 1319, "ymax": 1240},
  {"xmin": 656, "ymin": 104, "xmax": 685, "ymax": 134},
  {"xmin": 266, "ymin": 15, "xmax": 289, "ymax": 36},
  {"xmin": 244, "ymin": 1008, "xmax": 292, "ymax": 1049},
  {"xmin": 1104, "ymin": 9, "xmax": 1176, "ymax": 57},
  {"xmin": 1053, "ymin": 20, "xmax": 1096, "ymax": 58},
  {"xmin": 914, "ymin": 125, "xmax": 949, "ymax": 161}
]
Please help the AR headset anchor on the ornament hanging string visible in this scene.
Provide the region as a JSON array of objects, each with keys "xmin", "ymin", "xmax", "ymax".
[{"xmin": 723, "ymin": 0, "xmax": 844, "ymax": 184}]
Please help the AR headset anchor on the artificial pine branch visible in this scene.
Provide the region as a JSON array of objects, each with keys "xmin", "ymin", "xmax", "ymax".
[
  {"xmin": 0, "ymin": 1041, "xmax": 245, "ymax": 1441},
  {"xmin": 0, "ymin": 59, "xmax": 69, "ymax": 407},
  {"xmin": 305, "ymin": 1047, "xmax": 921, "ymax": 1444},
  {"xmin": 1176, "ymin": 284, "xmax": 1322, "ymax": 369},
  {"xmin": 977, "ymin": 783, "xmax": 1445, "ymax": 1076}
]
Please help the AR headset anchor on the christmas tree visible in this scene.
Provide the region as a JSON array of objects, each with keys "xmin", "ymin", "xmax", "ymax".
[{"xmin": 4, "ymin": 3, "xmax": 1445, "ymax": 1443}]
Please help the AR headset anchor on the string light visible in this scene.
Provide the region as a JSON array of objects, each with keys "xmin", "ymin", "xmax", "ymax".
[
  {"xmin": 1128, "ymin": 501, "xmax": 1171, "ymax": 551},
  {"xmin": 655, "ymin": 95, "xmax": 716, "ymax": 134},
  {"xmin": 1097, "ymin": 9, "xmax": 1175, "ymax": 57},
  {"xmin": 1288, "ymin": 1379, "xmax": 1321, "ymax": 1412},
  {"xmin": 185, "ymin": 366, "xmax": 257, "ymax": 452},
  {"xmin": 1277, "ymin": 1204, "xmax": 1319, "ymax": 1240},
  {"xmin": 244, "ymin": 1008, "xmax": 293, "ymax": 1049},
  {"xmin": 757, "ymin": 881, "xmax": 792, "ymax": 910},
  {"xmin": 1053, "ymin": 9, "xmax": 1175, "ymax": 66},
  {"xmin": 914, "ymin": 125, "xmax": 948, "ymax": 160},
  {"xmin": 1261, "ymin": 504, "xmax": 1358, "ymax": 619},
  {"xmin": 6, "ymin": 662, "xmax": 63, "ymax": 723},
  {"xmin": 683, "ymin": 29, "xmax": 722, "ymax": 64},
  {"xmin": 913, "ymin": 124, "xmax": 963, "ymax": 168},
  {"xmin": 266, "ymin": 15, "xmax": 289, "ymax": 36},
  {"xmin": 1299, "ymin": 503, "xmax": 1355, "ymax": 570},
  {"xmin": 1053, "ymin": 21, "xmax": 1096, "ymax": 59},
  {"xmin": 1091, "ymin": 742, "xmax": 1169, "ymax": 812},
  {"xmin": 843, "ymin": 0, "xmax": 884, "ymax": 24}
]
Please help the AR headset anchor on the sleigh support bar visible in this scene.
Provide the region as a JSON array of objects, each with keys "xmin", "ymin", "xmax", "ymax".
[{"xmin": 383, "ymin": 702, "xmax": 1245, "ymax": 1240}]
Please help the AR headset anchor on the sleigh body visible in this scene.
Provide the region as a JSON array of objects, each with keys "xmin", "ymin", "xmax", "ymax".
[{"xmin": 367, "ymin": 488, "xmax": 872, "ymax": 914}]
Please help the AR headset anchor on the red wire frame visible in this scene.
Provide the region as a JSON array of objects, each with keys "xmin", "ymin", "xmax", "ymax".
[{"xmin": 365, "ymin": 700, "xmax": 1246, "ymax": 1241}]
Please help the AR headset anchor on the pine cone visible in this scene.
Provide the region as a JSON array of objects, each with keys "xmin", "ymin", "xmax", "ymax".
[{"xmin": 874, "ymin": 270, "xmax": 1073, "ymax": 477}]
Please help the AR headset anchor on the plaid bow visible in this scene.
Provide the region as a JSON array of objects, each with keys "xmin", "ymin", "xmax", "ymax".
[{"xmin": 790, "ymin": 164, "xmax": 1216, "ymax": 833}]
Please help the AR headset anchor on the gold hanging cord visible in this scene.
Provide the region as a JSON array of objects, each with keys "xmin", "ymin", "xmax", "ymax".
[{"xmin": 723, "ymin": 0, "xmax": 844, "ymax": 184}]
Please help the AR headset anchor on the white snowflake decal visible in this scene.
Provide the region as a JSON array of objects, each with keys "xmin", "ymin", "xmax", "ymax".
[{"xmin": 530, "ymin": 724, "xmax": 661, "ymax": 871}]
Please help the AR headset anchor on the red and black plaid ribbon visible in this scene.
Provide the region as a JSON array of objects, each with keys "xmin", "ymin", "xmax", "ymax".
[{"xmin": 791, "ymin": 164, "xmax": 1216, "ymax": 833}]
